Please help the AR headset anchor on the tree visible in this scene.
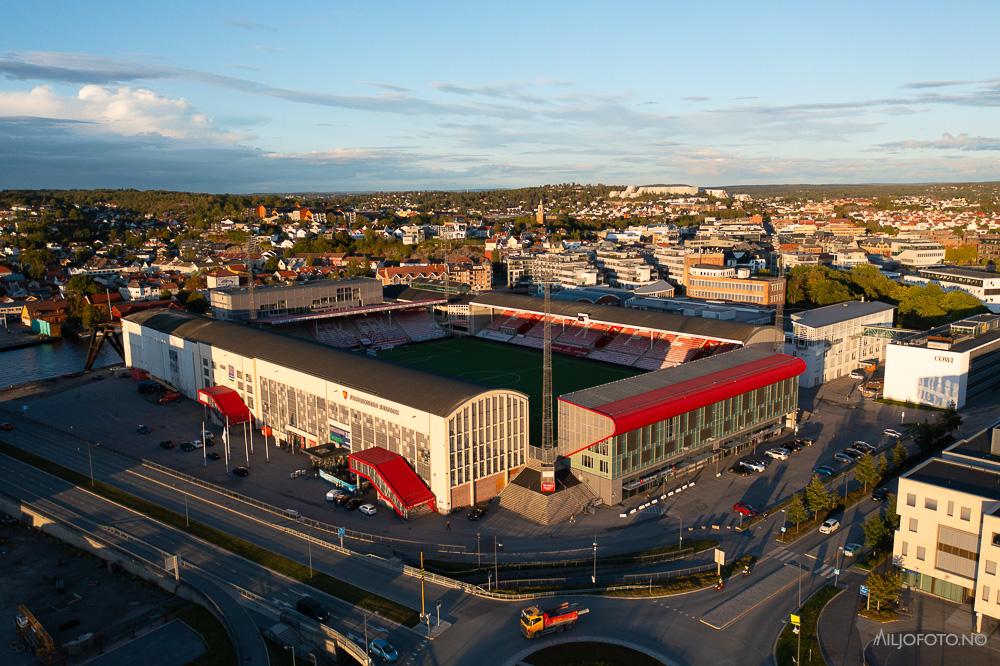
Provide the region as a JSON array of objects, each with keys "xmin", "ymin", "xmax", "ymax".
[
  {"xmin": 65, "ymin": 274, "xmax": 100, "ymax": 296},
  {"xmin": 81, "ymin": 304, "xmax": 105, "ymax": 331},
  {"xmin": 853, "ymin": 454, "xmax": 880, "ymax": 492},
  {"xmin": 885, "ymin": 493, "xmax": 900, "ymax": 531},
  {"xmin": 185, "ymin": 292, "xmax": 209, "ymax": 314},
  {"xmin": 863, "ymin": 513, "xmax": 890, "ymax": 551},
  {"xmin": 785, "ymin": 493, "xmax": 809, "ymax": 531},
  {"xmin": 876, "ymin": 453, "xmax": 888, "ymax": 478},
  {"xmin": 866, "ymin": 570, "xmax": 901, "ymax": 612},
  {"xmin": 891, "ymin": 440, "xmax": 908, "ymax": 469},
  {"xmin": 912, "ymin": 420, "xmax": 944, "ymax": 453},
  {"xmin": 805, "ymin": 475, "xmax": 834, "ymax": 519},
  {"xmin": 939, "ymin": 404, "xmax": 962, "ymax": 432}
]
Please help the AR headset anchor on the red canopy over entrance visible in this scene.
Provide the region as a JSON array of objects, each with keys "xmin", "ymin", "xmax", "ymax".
[
  {"xmin": 197, "ymin": 386, "xmax": 251, "ymax": 425},
  {"xmin": 348, "ymin": 446, "xmax": 436, "ymax": 518}
]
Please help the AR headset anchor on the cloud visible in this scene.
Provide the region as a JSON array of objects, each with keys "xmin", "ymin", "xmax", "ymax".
[
  {"xmin": 432, "ymin": 81, "xmax": 548, "ymax": 105},
  {"xmin": 877, "ymin": 133, "xmax": 1000, "ymax": 152},
  {"xmin": 901, "ymin": 79, "xmax": 972, "ymax": 89},
  {"xmin": 682, "ymin": 96, "xmax": 710, "ymax": 102},
  {"xmin": 363, "ymin": 82, "xmax": 410, "ymax": 93},
  {"xmin": 0, "ymin": 84, "xmax": 240, "ymax": 141}
]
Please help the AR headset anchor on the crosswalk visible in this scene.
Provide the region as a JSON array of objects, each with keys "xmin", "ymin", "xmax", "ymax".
[{"xmin": 770, "ymin": 547, "xmax": 840, "ymax": 579}]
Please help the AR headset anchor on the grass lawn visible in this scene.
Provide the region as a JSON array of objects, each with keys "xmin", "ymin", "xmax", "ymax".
[
  {"xmin": 175, "ymin": 603, "xmax": 237, "ymax": 666},
  {"xmin": 774, "ymin": 585, "xmax": 841, "ymax": 666},
  {"xmin": 378, "ymin": 337, "xmax": 641, "ymax": 443}
]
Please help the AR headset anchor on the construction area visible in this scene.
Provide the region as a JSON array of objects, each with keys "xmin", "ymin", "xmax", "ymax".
[{"xmin": 0, "ymin": 515, "xmax": 212, "ymax": 666}]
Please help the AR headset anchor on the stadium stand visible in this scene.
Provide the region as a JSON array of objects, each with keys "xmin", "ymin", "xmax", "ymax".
[
  {"xmin": 313, "ymin": 320, "xmax": 361, "ymax": 348},
  {"xmin": 395, "ymin": 311, "xmax": 447, "ymax": 342}
]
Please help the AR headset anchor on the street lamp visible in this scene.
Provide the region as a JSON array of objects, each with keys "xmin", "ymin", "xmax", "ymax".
[
  {"xmin": 592, "ymin": 536, "xmax": 597, "ymax": 585},
  {"xmin": 835, "ymin": 546, "xmax": 845, "ymax": 587},
  {"xmin": 779, "ymin": 509, "xmax": 787, "ymax": 542},
  {"xmin": 476, "ymin": 532, "xmax": 481, "ymax": 569},
  {"xmin": 436, "ymin": 601, "xmax": 442, "ymax": 627},
  {"xmin": 284, "ymin": 645, "xmax": 296, "ymax": 666}
]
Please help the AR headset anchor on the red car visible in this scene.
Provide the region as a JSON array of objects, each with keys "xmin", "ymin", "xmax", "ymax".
[
  {"xmin": 158, "ymin": 391, "xmax": 181, "ymax": 405},
  {"xmin": 733, "ymin": 502, "xmax": 757, "ymax": 517},
  {"xmin": 0, "ymin": 422, "xmax": 13, "ymax": 431}
]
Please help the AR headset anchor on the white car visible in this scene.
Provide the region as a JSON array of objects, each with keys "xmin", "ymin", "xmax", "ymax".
[
  {"xmin": 883, "ymin": 428, "xmax": 903, "ymax": 438},
  {"xmin": 853, "ymin": 441, "xmax": 875, "ymax": 453},
  {"xmin": 849, "ymin": 370, "xmax": 865, "ymax": 380},
  {"xmin": 359, "ymin": 504, "xmax": 377, "ymax": 516},
  {"xmin": 765, "ymin": 447, "xmax": 790, "ymax": 461},
  {"xmin": 742, "ymin": 460, "xmax": 766, "ymax": 473},
  {"xmin": 843, "ymin": 542, "xmax": 863, "ymax": 557},
  {"xmin": 819, "ymin": 518, "xmax": 841, "ymax": 534}
]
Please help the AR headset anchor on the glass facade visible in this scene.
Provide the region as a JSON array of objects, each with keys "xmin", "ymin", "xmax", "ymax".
[
  {"xmin": 448, "ymin": 393, "xmax": 528, "ymax": 487},
  {"xmin": 568, "ymin": 376, "xmax": 798, "ymax": 495}
]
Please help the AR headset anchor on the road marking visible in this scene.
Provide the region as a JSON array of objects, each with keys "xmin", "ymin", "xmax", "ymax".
[{"xmin": 804, "ymin": 553, "xmax": 817, "ymax": 560}]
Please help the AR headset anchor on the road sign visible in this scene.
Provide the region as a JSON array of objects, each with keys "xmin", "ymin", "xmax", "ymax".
[
  {"xmin": 790, "ymin": 613, "xmax": 801, "ymax": 627},
  {"xmin": 860, "ymin": 585, "xmax": 869, "ymax": 597},
  {"xmin": 338, "ymin": 527, "xmax": 346, "ymax": 537},
  {"xmin": 714, "ymin": 548, "xmax": 726, "ymax": 566},
  {"xmin": 780, "ymin": 526, "xmax": 787, "ymax": 533},
  {"xmin": 833, "ymin": 568, "xmax": 840, "ymax": 576}
]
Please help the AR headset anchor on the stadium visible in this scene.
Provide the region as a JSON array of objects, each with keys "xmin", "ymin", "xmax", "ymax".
[{"xmin": 123, "ymin": 285, "xmax": 802, "ymax": 521}]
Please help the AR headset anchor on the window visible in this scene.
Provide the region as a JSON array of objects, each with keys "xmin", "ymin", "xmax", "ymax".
[
  {"xmin": 237, "ymin": 371, "xmax": 243, "ymax": 380},
  {"xmin": 984, "ymin": 586, "xmax": 991, "ymax": 602},
  {"xmin": 599, "ymin": 460, "xmax": 609, "ymax": 474},
  {"xmin": 925, "ymin": 498, "xmax": 937, "ymax": 511},
  {"xmin": 917, "ymin": 546, "xmax": 926, "ymax": 561},
  {"xmin": 901, "ymin": 541, "xmax": 908, "ymax": 556},
  {"xmin": 993, "ymin": 533, "xmax": 1000, "ymax": 547},
  {"xmin": 202, "ymin": 358, "xmax": 208, "ymax": 366},
  {"xmin": 581, "ymin": 455, "xmax": 593, "ymax": 468},
  {"xmin": 961, "ymin": 506, "xmax": 972, "ymax": 521},
  {"xmin": 948, "ymin": 501, "xmax": 954, "ymax": 517},
  {"xmin": 909, "ymin": 517, "xmax": 918, "ymax": 532},
  {"xmin": 906, "ymin": 493, "xmax": 916, "ymax": 507},
  {"xmin": 987, "ymin": 560, "xmax": 997, "ymax": 576}
]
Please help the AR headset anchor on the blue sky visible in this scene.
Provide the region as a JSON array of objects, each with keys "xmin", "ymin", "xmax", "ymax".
[{"xmin": 2, "ymin": 1, "xmax": 1000, "ymax": 192}]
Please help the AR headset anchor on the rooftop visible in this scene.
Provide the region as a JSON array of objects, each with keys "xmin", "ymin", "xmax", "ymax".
[
  {"xmin": 906, "ymin": 458, "xmax": 1000, "ymax": 502},
  {"xmin": 472, "ymin": 292, "xmax": 781, "ymax": 345},
  {"xmin": 791, "ymin": 300, "xmax": 895, "ymax": 329},
  {"xmin": 125, "ymin": 309, "xmax": 517, "ymax": 417},
  {"xmin": 919, "ymin": 266, "xmax": 1000, "ymax": 280}
]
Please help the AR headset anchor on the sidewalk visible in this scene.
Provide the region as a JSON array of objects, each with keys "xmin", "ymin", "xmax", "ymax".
[{"xmin": 819, "ymin": 576, "xmax": 1000, "ymax": 666}]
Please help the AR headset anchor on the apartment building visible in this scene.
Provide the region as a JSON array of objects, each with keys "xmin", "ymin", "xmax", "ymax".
[
  {"xmin": 210, "ymin": 278, "xmax": 383, "ymax": 321},
  {"xmin": 506, "ymin": 252, "xmax": 598, "ymax": 288},
  {"xmin": 593, "ymin": 245, "xmax": 653, "ymax": 288},
  {"xmin": 683, "ymin": 260, "xmax": 785, "ymax": 306},
  {"xmin": 904, "ymin": 266, "xmax": 1000, "ymax": 312},
  {"xmin": 893, "ymin": 422, "xmax": 1000, "ymax": 631},
  {"xmin": 785, "ymin": 300, "xmax": 896, "ymax": 388},
  {"xmin": 891, "ymin": 239, "xmax": 946, "ymax": 268}
]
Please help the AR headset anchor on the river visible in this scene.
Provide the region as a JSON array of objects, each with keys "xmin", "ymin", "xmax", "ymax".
[{"xmin": 0, "ymin": 337, "xmax": 119, "ymax": 388}]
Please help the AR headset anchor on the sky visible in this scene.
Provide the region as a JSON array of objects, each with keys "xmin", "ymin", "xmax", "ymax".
[{"xmin": 2, "ymin": 1, "xmax": 1000, "ymax": 192}]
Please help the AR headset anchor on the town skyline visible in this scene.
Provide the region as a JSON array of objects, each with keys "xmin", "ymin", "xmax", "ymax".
[{"xmin": 3, "ymin": 1, "xmax": 1000, "ymax": 192}]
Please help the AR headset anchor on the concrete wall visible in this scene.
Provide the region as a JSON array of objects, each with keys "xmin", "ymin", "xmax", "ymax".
[{"xmin": 884, "ymin": 344, "xmax": 970, "ymax": 408}]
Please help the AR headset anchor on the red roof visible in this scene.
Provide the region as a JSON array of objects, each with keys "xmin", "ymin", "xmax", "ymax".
[
  {"xmin": 197, "ymin": 386, "xmax": 251, "ymax": 424},
  {"xmin": 560, "ymin": 353, "xmax": 805, "ymax": 455},
  {"xmin": 349, "ymin": 446, "xmax": 435, "ymax": 515}
]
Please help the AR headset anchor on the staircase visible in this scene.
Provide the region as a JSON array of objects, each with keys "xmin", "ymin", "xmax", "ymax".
[{"xmin": 498, "ymin": 463, "xmax": 597, "ymax": 526}]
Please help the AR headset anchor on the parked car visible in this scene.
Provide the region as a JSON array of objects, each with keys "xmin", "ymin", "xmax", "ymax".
[
  {"xmin": 819, "ymin": 518, "xmax": 841, "ymax": 534},
  {"xmin": 359, "ymin": 504, "xmax": 377, "ymax": 516},
  {"xmin": 158, "ymin": 440, "xmax": 175, "ymax": 450},
  {"xmin": 730, "ymin": 462, "xmax": 752, "ymax": 476},
  {"xmin": 872, "ymin": 488, "xmax": 889, "ymax": 502},
  {"xmin": 326, "ymin": 489, "xmax": 349, "ymax": 502},
  {"xmin": 369, "ymin": 638, "xmax": 399, "ymax": 663},
  {"xmin": 157, "ymin": 391, "xmax": 181, "ymax": 405},
  {"xmin": 795, "ymin": 438, "xmax": 815, "ymax": 447},
  {"xmin": 181, "ymin": 441, "xmax": 203, "ymax": 452},
  {"xmin": 0, "ymin": 422, "xmax": 14, "ymax": 431},
  {"xmin": 742, "ymin": 460, "xmax": 766, "ymax": 473},
  {"xmin": 765, "ymin": 447, "xmax": 790, "ymax": 461},
  {"xmin": 732, "ymin": 502, "xmax": 757, "ymax": 517},
  {"xmin": 344, "ymin": 498, "xmax": 363, "ymax": 511},
  {"xmin": 289, "ymin": 469, "xmax": 309, "ymax": 480},
  {"xmin": 853, "ymin": 441, "xmax": 876, "ymax": 453},
  {"xmin": 849, "ymin": 370, "xmax": 865, "ymax": 380},
  {"xmin": 467, "ymin": 506, "xmax": 488, "ymax": 521},
  {"xmin": 283, "ymin": 508, "xmax": 301, "ymax": 519},
  {"xmin": 813, "ymin": 466, "xmax": 835, "ymax": 477},
  {"xmin": 843, "ymin": 542, "xmax": 863, "ymax": 557},
  {"xmin": 136, "ymin": 424, "xmax": 151, "ymax": 435},
  {"xmin": 883, "ymin": 428, "xmax": 903, "ymax": 438},
  {"xmin": 833, "ymin": 452, "xmax": 855, "ymax": 464},
  {"xmin": 296, "ymin": 595, "xmax": 329, "ymax": 622},
  {"xmin": 232, "ymin": 466, "xmax": 249, "ymax": 477},
  {"xmin": 842, "ymin": 448, "xmax": 865, "ymax": 460},
  {"xmin": 784, "ymin": 440, "xmax": 804, "ymax": 453},
  {"xmin": 206, "ymin": 452, "xmax": 221, "ymax": 461}
]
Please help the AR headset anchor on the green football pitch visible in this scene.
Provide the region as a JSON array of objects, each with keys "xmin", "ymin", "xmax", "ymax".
[{"xmin": 377, "ymin": 337, "xmax": 641, "ymax": 444}]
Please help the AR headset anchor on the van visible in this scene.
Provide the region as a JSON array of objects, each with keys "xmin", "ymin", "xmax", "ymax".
[{"xmin": 283, "ymin": 508, "xmax": 301, "ymax": 519}]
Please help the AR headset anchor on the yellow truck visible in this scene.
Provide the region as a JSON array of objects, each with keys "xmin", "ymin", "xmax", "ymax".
[{"xmin": 520, "ymin": 602, "xmax": 589, "ymax": 639}]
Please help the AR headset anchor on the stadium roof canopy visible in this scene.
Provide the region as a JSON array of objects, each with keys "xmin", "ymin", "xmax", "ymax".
[
  {"xmin": 197, "ymin": 385, "xmax": 252, "ymax": 424},
  {"xmin": 126, "ymin": 309, "xmax": 516, "ymax": 418},
  {"xmin": 349, "ymin": 446, "xmax": 436, "ymax": 517},
  {"xmin": 471, "ymin": 292, "xmax": 780, "ymax": 345},
  {"xmin": 558, "ymin": 347, "xmax": 805, "ymax": 456}
]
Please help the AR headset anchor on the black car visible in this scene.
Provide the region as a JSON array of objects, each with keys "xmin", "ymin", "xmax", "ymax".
[
  {"xmin": 136, "ymin": 424, "xmax": 151, "ymax": 435},
  {"xmin": 784, "ymin": 440, "xmax": 804, "ymax": 452},
  {"xmin": 872, "ymin": 488, "xmax": 889, "ymax": 502},
  {"xmin": 795, "ymin": 438, "xmax": 815, "ymax": 447},
  {"xmin": 730, "ymin": 462, "xmax": 752, "ymax": 476},
  {"xmin": 207, "ymin": 452, "xmax": 221, "ymax": 461},
  {"xmin": 159, "ymin": 440, "xmax": 175, "ymax": 449},
  {"xmin": 467, "ymin": 506, "xmax": 487, "ymax": 521},
  {"xmin": 232, "ymin": 466, "xmax": 250, "ymax": 477},
  {"xmin": 296, "ymin": 595, "xmax": 329, "ymax": 622},
  {"xmin": 344, "ymin": 498, "xmax": 363, "ymax": 511},
  {"xmin": 843, "ymin": 448, "xmax": 865, "ymax": 460}
]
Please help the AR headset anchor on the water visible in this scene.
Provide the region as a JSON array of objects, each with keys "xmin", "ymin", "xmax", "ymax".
[{"xmin": 0, "ymin": 337, "xmax": 119, "ymax": 387}]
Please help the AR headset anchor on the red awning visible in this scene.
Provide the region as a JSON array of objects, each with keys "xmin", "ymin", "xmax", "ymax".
[
  {"xmin": 349, "ymin": 446, "xmax": 435, "ymax": 517},
  {"xmin": 197, "ymin": 386, "xmax": 252, "ymax": 425}
]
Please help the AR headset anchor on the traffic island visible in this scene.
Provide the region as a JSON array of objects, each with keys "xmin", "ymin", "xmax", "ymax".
[{"xmin": 774, "ymin": 585, "xmax": 840, "ymax": 666}]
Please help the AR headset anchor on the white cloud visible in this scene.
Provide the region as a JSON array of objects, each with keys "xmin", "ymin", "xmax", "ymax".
[
  {"xmin": 0, "ymin": 84, "xmax": 242, "ymax": 141},
  {"xmin": 878, "ymin": 132, "xmax": 1000, "ymax": 152}
]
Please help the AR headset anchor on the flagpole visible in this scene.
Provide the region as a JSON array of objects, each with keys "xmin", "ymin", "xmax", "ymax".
[
  {"xmin": 243, "ymin": 421, "xmax": 250, "ymax": 467},
  {"xmin": 201, "ymin": 420, "xmax": 207, "ymax": 467},
  {"xmin": 224, "ymin": 415, "xmax": 230, "ymax": 469}
]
